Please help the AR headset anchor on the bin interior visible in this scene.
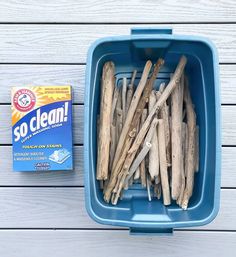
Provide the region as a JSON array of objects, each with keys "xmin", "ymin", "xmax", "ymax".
[{"xmin": 87, "ymin": 38, "xmax": 217, "ymax": 227}]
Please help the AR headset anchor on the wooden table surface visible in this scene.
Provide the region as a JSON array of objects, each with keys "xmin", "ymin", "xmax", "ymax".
[{"xmin": 0, "ymin": 1, "xmax": 235, "ymax": 256}]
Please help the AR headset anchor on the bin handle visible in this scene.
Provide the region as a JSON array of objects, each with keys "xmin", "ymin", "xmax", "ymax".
[
  {"xmin": 131, "ymin": 28, "xmax": 172, "ymax": 36},
  {"xmin": 130, "ymin": 227, "xmax": 173, "ymax": 236}
]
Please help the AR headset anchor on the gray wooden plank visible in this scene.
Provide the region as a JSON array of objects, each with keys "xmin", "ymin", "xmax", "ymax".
[
  {"xmin": 0, "ymin": 105, "xmax": 232, "ymax": 145},
  {"xmin": 0, "ymin": 145, "xmax": 234, "ymax": 187},
  {"xmin": 0, "ymin": 64, "xmax": 235, "ymax": 104},
  {"xmin": 0, "ymin": 0, "xmax": 235, "ymax": 23},
  {"xmin": 0, "ymin": 65, "xmax": 85, "ymax": 104},
  {"xmin": 0, "ymin": 105, "xmax": 83, "ymax": 145},
  {"xmin": 0, "ymin": 230, "xmax": 235, "ymax": 257},
  {"xmin": 220, "ymin": 65, "xmax": 236, "ymax": 104},
  {"xmin": 0, "ymin": 24, "xmax": 235, "ymax": 63},
  {"xmin": 222, "ymin": 106, "xmax": 236, "ymax": 145},
  {"xmin": 0, "ymin": 188, "xmax": 233, "ymax": 230}
]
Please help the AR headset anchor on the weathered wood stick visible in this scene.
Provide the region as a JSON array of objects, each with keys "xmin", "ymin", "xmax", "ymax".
[
  {"xmin": 111, "ymin": 86, "xmax": 119, "ymax": 124},
  {"xmin": 131, "ymin": 69, "xmax": 137, "ymax": 87},
  {"xmin": 134, "ymin": 166, "xmax": 140, "ymax": 180},
  {"xmin": 113, "ymin": 118, "xmax": 158, "ymax": 204},
  {"xmin": 115, "ymin": 89, "xmax": 122, "ymax": 138},
  {"xmin": 126, "ymin": 70, "xmax": 137, "ymax": 113},
  {"xmin": 134, "ymin": 118, "xmax": 141, "ymax": 180},
  {"xmin": 182, "ymin": 108, "xmax": 186, "ymax": 121},
  {"xmin": 158, "ymin": 119, "xmax": 171, "ymax": 205},
  {"xmin": 140, "ymin": 108, "xmax": 148, "ymax": 187},
  {"xmin": 146, "ymin": 174, "xmax": 152, "ymax": 201},
  {"xmin": 159, "ymin": 82, "xmax": 165, "ymax": 93},
  {"xmin": 184, "ymin": 117, "xmax": 189, "ymax": 177},
  {"xmin": 112, "ymin": 61, "xmax": 152, "ymax": 172},
  {"xmin": 159, "ymin": 83, "xmax": 171, "ymax": 167},
  {"xmin": 195, "ymin": 125, "xmax": 199, "ymax": 172},
  {"xmin": 148, "ymin": 90, "xmax": 159, "ymax": 181},
  {"xmin": 177, "ymin": 122, "xmax": 187, "ymax": 206},
  {"xmin": 97, "ymin": 115, "xmax": 103, "ymax": 189},
  {"xmin": 171, "ymin": 74, "xmax": 184, "ymax": 200},
  {"xmin": 124, "ymin": 141, "xmax": 152, "ymax": 185},
  {"xmin": 97, "ymin": 61, "xmax": 115, "ymax": 180},
  {"xmin": 181, "ymin": 76, "xmax": 197, "ymax": 210},
  {"xmin": 122, "ymin": 77, "xmax": 127, "ymax": 121},
  {"xmin": 116, "ymin": 107, "xmax": 123, "ymax": 138},
  {"xmin": 109, "ymin": 124, "xmax": 117, "ymax": 171}
]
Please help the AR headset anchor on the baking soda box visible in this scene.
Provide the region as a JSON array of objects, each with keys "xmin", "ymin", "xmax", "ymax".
[{"xmin": 11, "ymin": 86, "xmax": 73, "ymax": 171}]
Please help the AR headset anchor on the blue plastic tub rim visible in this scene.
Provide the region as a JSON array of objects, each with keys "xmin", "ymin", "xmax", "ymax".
[{"xmin": 84, "ymin": 27, "xmax": 221, "ymax": 234}]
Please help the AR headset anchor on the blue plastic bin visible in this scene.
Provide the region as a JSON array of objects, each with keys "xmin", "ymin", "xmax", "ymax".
[{"xmin": 84, "ymin": 28, "xmax": 221, "ymax": 235}]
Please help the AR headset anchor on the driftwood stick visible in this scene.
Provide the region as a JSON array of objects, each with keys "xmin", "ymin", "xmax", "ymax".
[
  {"xmin": 116, "ymin": 108, "xmax": 123, "ymax": 138},
  {"xmin": 113, "ymin": 118, "xmax": 158, "ymax": 205},
  {"xmin": 134, "ymin": 167, "xmax": 140, "ymax": 180},
  {"xmin": 112, "ymin": 61, "xmax": 152, "ymax": 171},
  {"xmin": 171, "ymin": 74, "xmax": 184, "ymax": 200},
  {"xmin": 182, "ymin": 108, "xmax": 186, "ymax": 121},
  {"xmin": 195, "ymin": 125, "xmax": 199, "ymax": 172},
  {"xmin": 148, "ymin": 91, "xmax": 159, "ymax": 181},
  {"xmin": 134, "ymin": 118, "xmax": 141, "ymax": 180},
  {"xmin": 109, "ymin": 124, "xmax": 117, "ymax": 171},
  {"xmin": 97, "ymin": 115, "xmax": 103, "ymax": 189},
  {"xmin": 181, "ymin": 76, "xmax": 197, "ymax": 210},
  {"xmin": 126, "ymin": 70, "xmax": 137, "ymax": 113},
  {"xmin": 140, "ymin": 108, "xmax": 148, "ymax": 187},
  {"xmin": 177, "ymin": 122, "xmax": 187, "ymax": 206},
  {"xmin": 184, "ymin": 118, "xmax": 189, "ymax": 177},
  {"xmin": 146, "ymin": 174, "xmax": 152, "ymax": 201},
  {"xmin": 111, "ymin": 87, "xmax": 119, "ymax": 124},
  {"xmin": 115, "ymin": 89, "xmax": 122, "ymax": 137},
  {"xmin": 159, "ymin": 82, "xmax": 165, "ymax": 93},
  {"xmin": 97, "ymin": 61, "xmax": 115, "ymax": 180},
  {"xmin": 122, "ymin": 77, "xmax": 127, "ymax": 122},
  {"xmin": 158, "ymin": 119, "xmax": 171, "ymax": 205},
  {"xmin": 131, "ymin": 69, "xmax": 137, "ymax": 86},
  {"xmin": 159, "ymin": 83, "xmax": 171, "ymax": 167},
  {"xmin": 124, "ymin": 141, "xmax": 152, "ymax": 185}
]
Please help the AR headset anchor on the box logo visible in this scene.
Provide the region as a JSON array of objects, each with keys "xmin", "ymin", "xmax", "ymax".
[{"xmin": 13, "ymin": 89, "xmax": 36, "ymax": 112}]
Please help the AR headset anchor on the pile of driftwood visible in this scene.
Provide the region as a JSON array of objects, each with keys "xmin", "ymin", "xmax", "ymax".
[{"xmin": 96, "ymin": 56, "xmax": 199, "ymax": 210}]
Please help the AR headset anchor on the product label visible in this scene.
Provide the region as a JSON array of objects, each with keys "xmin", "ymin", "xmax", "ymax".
[{"xmin": 12, "ymin": 86, "xmax": 73, "ymax": 172}]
